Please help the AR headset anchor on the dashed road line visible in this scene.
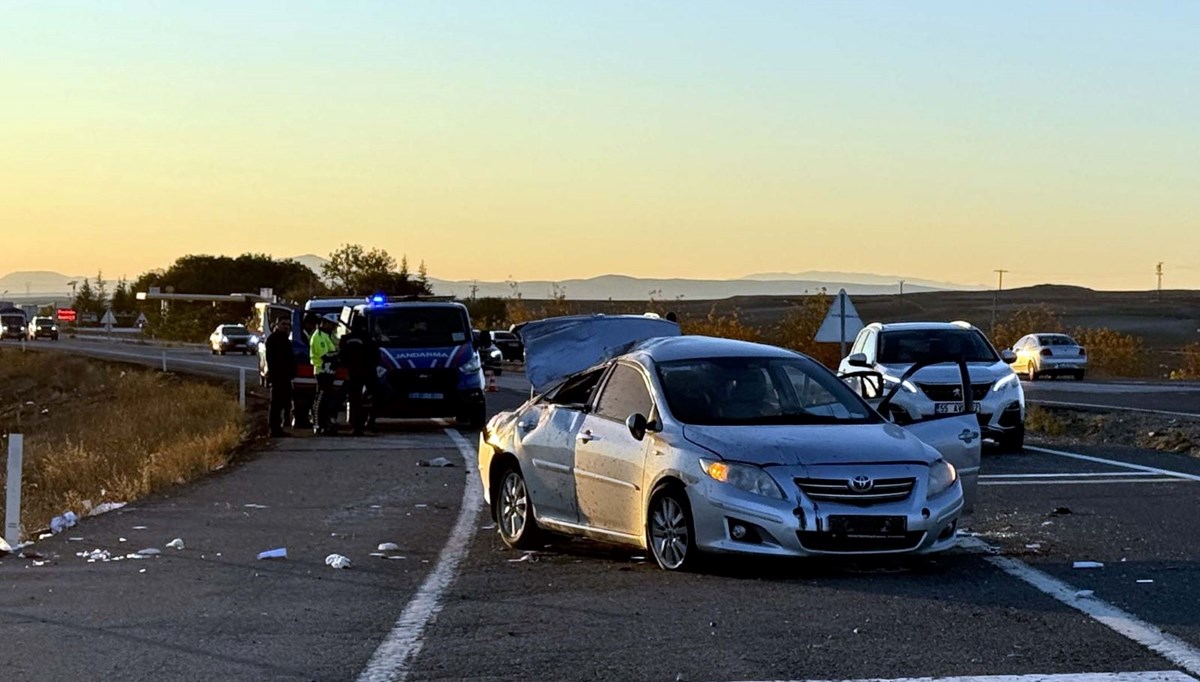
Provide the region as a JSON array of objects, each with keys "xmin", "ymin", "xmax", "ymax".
[
  {"xmin": 730, "ymin": 672, "xmax": 1199, "ymax": 682},
  {"xmin": 356, "ymin": 428, "xmax": 482, "ymax": 682}
]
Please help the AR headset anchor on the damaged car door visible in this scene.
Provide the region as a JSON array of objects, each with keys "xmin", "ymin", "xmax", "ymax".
[
  {"xmin": 842, "ymin": 359, "xmax": 982, "ymax": 513},
  {"xmin": 515, "ymin": 367, "xmax": 607, "ymax": 525}
]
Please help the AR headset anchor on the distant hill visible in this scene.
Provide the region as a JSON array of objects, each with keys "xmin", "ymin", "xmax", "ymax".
[
  {"xmin": 742, "ymin": 271, "xmax": 984, "ymax": 291},
  {"xmin": 0, "ymin": 270, "xmax": 85, "ymax": 295}
]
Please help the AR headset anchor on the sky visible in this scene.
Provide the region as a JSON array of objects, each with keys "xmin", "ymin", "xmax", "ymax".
[{"xmin": 2, "ymin": 1, "xmax": 1198, "ymax": 290}]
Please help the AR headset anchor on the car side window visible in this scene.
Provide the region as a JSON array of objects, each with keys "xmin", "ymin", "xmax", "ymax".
[
  {"xmin": 594, "ymin": 364, "xmax": 655, "ymax": 422},
  {"xmin": 546, "ymin": 368, "xmax": 606, "ymax": 407},
  {"xmin": 850, "ymin": 331, "xmax": 867, "ymax": 356},
  {"xmin": 863, "ymin": 330, "xmax": 878, "ymax": 363}
]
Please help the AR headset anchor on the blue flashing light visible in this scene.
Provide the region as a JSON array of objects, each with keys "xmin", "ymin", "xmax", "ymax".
[{"xmin": 371, "ymin": 294, "xmax": 386, "ymax": 305}]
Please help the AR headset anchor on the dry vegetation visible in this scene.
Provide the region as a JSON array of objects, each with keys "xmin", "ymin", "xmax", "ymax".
[
  {"xmin": 0, "ymin": 351, "xmax": 244, "ymax": 539},
  {"xmin": 1025, "ymin": 404, "xmax": 1200, "ymax": 458}
]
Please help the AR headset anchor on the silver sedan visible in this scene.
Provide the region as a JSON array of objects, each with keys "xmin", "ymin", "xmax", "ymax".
[
  {"xmin": 478, "ymin": 315, "xmax": 980, "ymax": 571},
  {"xmin": 1012, "ymin": 333, "xmax": 1087, "ymax": 380}
]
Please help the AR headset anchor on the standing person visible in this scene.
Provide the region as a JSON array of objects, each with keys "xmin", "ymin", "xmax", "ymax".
[
  {"xmin": 310, "ymin": 314, "xmax": 341, "ymax": 435},
  {"xmin": 264, "ymin": 318, "xmax": 296, "ymax": 437},
  {"xmin": 292, "ymin": 313, "xmax": 320, "ymax": 429},
  {"xmin": 339, "ymin": 316, "xmax": 380, "ymax": 436}
]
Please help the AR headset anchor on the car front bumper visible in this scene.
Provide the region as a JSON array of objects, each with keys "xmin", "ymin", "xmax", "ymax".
[
  {"xmin": 688, "ymin": 464, "xmax": 964, "ymax": 558},
  {"xmin": 888, "ymin": 389, "xmax": 1025, "ymax": 440}
]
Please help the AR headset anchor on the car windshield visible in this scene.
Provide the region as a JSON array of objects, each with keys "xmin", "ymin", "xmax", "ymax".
[
  {"xmin": 37, "ymin": 319, "xmax": 54, "ymax": 327},
  {"xmin": 222, "ymin": 326, "xmax": 249, "ymax": 335},
  {"xmin": 878, "ymin": 329, "xmax": 997, "ymax": 364},
  {"xmin": 656, "ymin": 356, "xmax": 879, "ymax": 426},
  {"xmin": 493, "ymin": 332, "xmax": 516, "ymax": 341},
  {"xmin": 371, "ymin": 307, "xmax": 469, "ymax": 348},
  {"xmin": 1037, "ymin": 335, "xmax": 1077, "ymax": 346}
]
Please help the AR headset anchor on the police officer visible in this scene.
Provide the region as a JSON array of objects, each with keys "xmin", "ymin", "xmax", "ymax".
[
  {"xmin": 310, "ymin": 314, "xmax": 341, "ymax": 435},
  {"xmin": 339, "ymin": 316, "xmax": 380, "ymax": 437},
  {"xmin": 264, "ymin": 318, "xmax": 296, "ymax": 437}
]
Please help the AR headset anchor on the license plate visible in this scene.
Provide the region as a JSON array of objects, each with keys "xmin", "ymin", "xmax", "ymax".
[
  {"xmin": 829, "ymin": 515, "xmax": 907, "ymax": 537},
  {"xmin": 408, "ymin": 392, "xmax": 444, "ymax": 400},
  {"xmin": 934, "ymin": 403, "xmax": 980, "ymax": 414}
]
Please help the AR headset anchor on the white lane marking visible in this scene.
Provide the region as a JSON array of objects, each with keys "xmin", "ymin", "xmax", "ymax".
[
  {"xmin": 981, "ymin": 472, "xmax": 1167, "ymax": 478},
  {"xmin": 731, "ymin": 673, "xmax": 1200, "ymax": 682},
  {"xmin": 980, "ymin": 478, "xmax": 1183, "ymax": 486},
  {"xmin": 1029, "ymin": 399, "xmax": 1200, "ymax": 419},
  {"xmin": 37, "ymin": 343, "xmax": 248, "ymax": 371},
  {"xmin": 1028, "ymin": 446, "xmax": 1200, "ymax": 482},
  {"xmin": 953, "ymin": 537, "xmax": 1200, "ymax": 677},
  {"xmin": 356, "ymin": 428, "xmax": 482, "ymax": 682}
]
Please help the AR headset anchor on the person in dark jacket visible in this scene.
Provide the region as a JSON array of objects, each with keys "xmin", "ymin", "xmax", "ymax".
[
  {"xmin": 265, "ymin": 318, "xmax": 297, "ymax": 437},
  {"xmin": 339, "ymin": 316, "xmax": 381, "ymax": 436},
  {"xmin": 291, "ymin": 313, "xmax": 320, "ymax": 429}
]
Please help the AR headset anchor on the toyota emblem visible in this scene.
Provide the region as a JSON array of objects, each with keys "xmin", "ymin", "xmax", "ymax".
[{"xmin": 848, "ymin": 475, "xmax": 874, "ymax": 492}]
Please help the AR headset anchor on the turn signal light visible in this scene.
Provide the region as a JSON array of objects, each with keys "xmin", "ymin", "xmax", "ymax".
[{"xmin": 706, "ymin": 461, "xmax": 730, "ymax": 482}]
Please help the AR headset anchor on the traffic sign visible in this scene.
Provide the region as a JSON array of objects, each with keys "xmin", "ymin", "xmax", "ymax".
[
  {"xmin": 814, "ymin": 289, "xmax": 864, "ymax": 355},
  {"xmin": 101, "ymin": 310, "xmax": 117, "ymax": 329},
  {"xmin": 56, "ymin": 308, "xmax": 77, "ymax": 322}
]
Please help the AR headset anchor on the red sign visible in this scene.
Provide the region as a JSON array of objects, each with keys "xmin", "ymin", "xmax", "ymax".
[{"xmin": 56, "ymin": 308, "xmax": 77, "ymax": 322}]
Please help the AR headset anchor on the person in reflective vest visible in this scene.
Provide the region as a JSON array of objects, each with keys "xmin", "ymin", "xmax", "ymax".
[{"xmin": 309, "ymin": 314, "xmax": 341, "ymax": 435}]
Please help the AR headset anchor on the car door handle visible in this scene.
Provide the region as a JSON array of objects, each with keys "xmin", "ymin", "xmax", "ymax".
[
  {"xmin": 577, "ymin": 430, "xmax": 600, "ymax": 443},
  {"xmin": 958, "ymin": 429, "xmax": 980, "ymax": 444}
]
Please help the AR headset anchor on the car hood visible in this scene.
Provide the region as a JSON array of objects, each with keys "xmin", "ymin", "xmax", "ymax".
[
  {"xmin": 877, "ymin": 361, "xmax": 1013, "ymax": 385},
  {"xmin": 517, "ymin": 314, "xmax": 680, "ymax": 393},
  {"xmin": 681, "ymin": 423, "xmax": 937, "ymax": 468}
]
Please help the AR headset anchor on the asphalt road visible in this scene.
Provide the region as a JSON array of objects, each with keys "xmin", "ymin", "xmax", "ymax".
[
  {"xmin": 1022, "ymin": 379, "xmax": 1200, "ymax": 417},
  {"xmin": 4, "ymin": 340, "xmax": 1200, "ymax": 682}
]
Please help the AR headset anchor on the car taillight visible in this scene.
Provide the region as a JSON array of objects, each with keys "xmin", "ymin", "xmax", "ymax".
[
  {"xmin": 1040, "ymin": 348, "xmax": 1053, "ymax": 357},
  {"xmin": 1079, "ymin": 347, "xmax": 1086, "ymax": 356}
]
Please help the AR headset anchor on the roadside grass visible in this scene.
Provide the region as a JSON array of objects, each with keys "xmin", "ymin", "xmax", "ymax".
[
  {"xmin": 0, "ymin": 351, "xmax": 243, "ymax": 539},
  {"xmin": 1025, "ymin": 405, "xmax": 1068, "ymax": 437}
]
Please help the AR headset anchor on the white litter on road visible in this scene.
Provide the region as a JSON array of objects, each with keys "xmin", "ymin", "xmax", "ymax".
[
  {"xmin": 417, "ymin": 457, "xmax": 455, "ymax": 468},
  {"xmin": 325, "ymin": 554, "xmax": 352, "ymax": 569},
  {"xmin": 50, "ymin": 511, "xmax": 79, "ymax": 534},
  {"xmin": 1075, "ymin": 590, "xmax": 1096, "ymax": 598},
  {"xmin": 132, "ymin": 526, "xmax": 148, "ymax": 530},
  {"xmin": 378, "ymin": 543, "xmax": 401, "ymax": 552},
  {"xmin": 136, "ymin": 548, "xmax": 161, "ymax": 557},
  {"xmin": 89, "ymin": 502, "xmax": 127, "ymax": 517},
  {"xmin": 1074, "ymin": 561, "xmax": 1105, "ymax": 569},
  {"xmin": 257, "ymin": 548, "xmax": 287, "ymax": 560},
  {"xmin": 166, "ymin": 538, "xmax": 185, "ymax": 550},
  {"xmin": 244, "ymin": 504, "xmax": 269, "ymax": 509},
  {"xmin": 1138, "ymin": 579, "xmax": 1156, "ymax": 584}
]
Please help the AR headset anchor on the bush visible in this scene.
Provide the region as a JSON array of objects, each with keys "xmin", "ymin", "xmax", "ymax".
[
  {"xmin": 682, "ymin": 306, "xmax": 762, "ymax": 342},
  {"xmin": 776, "ymin": 292, "xmax": 841, "ymax": 368},
  {"xmin": 1072, "ymin": 327, "xmax": 1143, "ymax": 377},
  {"xmin": 992, "ymin": 304, "xmax": 1064, "ymax": 350},
  {"xmin": 1024, "ymin": 405, "xmax": 1067, "ymax": 437},
  {"xmin": 1169, "ymin": 343, "xmax": 1200, "ymax": 380}
]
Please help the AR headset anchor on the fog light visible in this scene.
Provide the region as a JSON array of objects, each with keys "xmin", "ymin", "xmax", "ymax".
[{"xmin": 731, "ymin": 524, "xmax": 748, "ymax": 540}]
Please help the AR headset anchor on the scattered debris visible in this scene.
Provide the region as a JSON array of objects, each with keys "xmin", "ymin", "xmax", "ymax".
[
  {"xmin": 77, "ymin": 549, "xmax": 111, "ymax": 562},
  {"xmin": 508, "ymin": 552, "xmax": 539, "ymax": 563},
  {"xmin": 325, "ymin": 554, "xmax": 352, "ymax": 570},
  {"xmin": 139, "ymin": 568, "xmax": 147, "ymax": 574},
  {"xmin": 370, "ymin": 552, "xmax": 387, "ymax": 558},
  {"xmin": 1041, "ymin": 521, "xmax": 1054, "ymax": 527},
  {"xmin": 166, "ymin": 539, "xmax": 185, "ymax": 551},
  {"xmin": 68, "ymin": 537, "xmax": 84, "ymax": 542},
  {"xmin": 385, "ymin": 555, "xmax": 407, "ymax": 561},
  {"xmin": 1025, "ymin": 544, "xmax": 1042, "ymax": 550},
  {"xmin": 418, "ymin": 457, "xmax": 455, "ymax": 468},
  {"xmin": 32, "ymin": 560, "xmax": 47, "ymax": 567},
  {"xmin": 257, "ymin": 548, "xmax": 287, "ymax": 560},
  {"xmin": 50, "ymin": 511, "xmax": 79, "ymax": 534},
  {"xmin": 0, "ymin": 537, "xmax": 12, "ymax": 555},
  {"xmin": 244, "ymin": 504, "xmax": 269, "ymax": 509},
  {"xmin": 136, "ymin": 548, "xmax": 162, "ymax": 557},
  {"xmin": 1137, "ymin": 579, "xmax": 1155, "ymax": 584},
  {"xmin": 415, "ymin": 504, "xmax": 429, "ymax": 509},
  {"xmin": 1073, "ymin": 561, "xmax": 1104, "ymax": 569},
  {"xmin": 89, "ymin": 502, "xmax": 127, "ymax": 517},
  {"xmin": 1074, "ymin": 590, "xmax": 1095, "ymax": 599},
  {"xmin": 132, "ymin": 526, "xmax": 148, "ymax": 530},
  {"xmin": 118, "ymin": 538, "xmax": 127, "ymax": 543},
  {"xmin": 481, "ymin": 523, "xmax": 497, "ymax": 531},
  {"xmin": 378, "ymin": 543, "xmax": 401, "ymax": 552}
]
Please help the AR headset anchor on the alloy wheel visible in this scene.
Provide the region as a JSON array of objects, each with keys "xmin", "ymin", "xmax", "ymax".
[
  {"xmin": 500, "ymin": 471, "xmax": 529, "ymax": 541},
  {"xmin": 650, "ymin": 494, "xmax": 690, "ymax": 570}
]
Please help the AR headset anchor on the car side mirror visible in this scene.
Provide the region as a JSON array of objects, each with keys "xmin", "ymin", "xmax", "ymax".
[
  {"xmin": 626, "ymin": 413, "xmax": 649, "ymax": 441},
  {"xmin": 1000, "ymin": 349, "xmax": 1017, "ymax": 364},
  {"xmin": 840, "ymin": 370, "xmax": 884, "ymax": 400},
  {"xmin": 846, "ymin": 352, "xmax": 871, "ymax": 368}
]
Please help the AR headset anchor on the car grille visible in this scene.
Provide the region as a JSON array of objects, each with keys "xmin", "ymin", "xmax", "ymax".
[
  {"xmin": 917, "ymin": 382, "xmax": 993, "ymax": 401},
  {"xmin": 795, "ymin": 477, "xmax": 916, "ymax": 505},
  {"xmin": 797, "ymin": 531, "xmax": 925, "ymax": 553}
]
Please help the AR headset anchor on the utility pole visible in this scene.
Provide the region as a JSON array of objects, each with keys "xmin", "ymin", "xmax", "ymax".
[
  {"xmin": 991, "ymin": 269, "xmax": 1008, "ymax": 335},
  {"xmin": 898, "ymin": 279, "xmax": 905, "ymax": 303},
  {"xmin": 1156, "ymin": 262, "xmax": 1163, "ymax": 302}
]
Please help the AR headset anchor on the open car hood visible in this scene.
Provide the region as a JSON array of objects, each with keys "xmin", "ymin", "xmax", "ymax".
[{"xmin": 516, "ymin": 314, "xmax": 681, "ymax": 394}]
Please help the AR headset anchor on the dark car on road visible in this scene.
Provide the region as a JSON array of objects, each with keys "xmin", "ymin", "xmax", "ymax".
[
  {"xmin": 1, "ymin": 309, "xmax": 27, "ymax": 340},
  {"xmin": 27, "ymin": 317, "xmax": 59, "ymax": 341},
  {"xmin": 491, "ymin": 329, "xmax": 524, "ymax": 361}
]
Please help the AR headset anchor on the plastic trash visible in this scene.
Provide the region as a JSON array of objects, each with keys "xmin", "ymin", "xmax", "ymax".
[
  {"xmin": 136, "ymin": 548, "xmax": 162, "ymax": 557},
  {"xmin": 257, "ymin": 548, "xmax": 287, "ymax": 560},
  {"xmin": 1137, "ymin": 579, "xmax": 1155, "ymax": 584},
  {"xmin": 0, "ymin": 536, "xmax": 11, "ymax": 555},
  {"xmin": 50, "ymin": 511, "xmax": 79, "ymax": 534},
  {"xmin": 325, "ymin": 554, "xmax": 352, "ymax": 570},
  {"xmin": 90, "ymin": 502, "xmax": 127, "ymax": 517},
  {"xmin": 132, "ymin": 526, "xmax": 148, "ymax": 530},
  {"xmin": 77, "ymin": 549, "xmax": 111, "ymax": 562},
  {"xmin": 166, "ymin": 538, "xmax": 185, "ymax": 550},
  {"xmin": 418, "ymin": 457, "xmax": 455, "ymax": 468},
  {"xmin": 377, "ymin": 543, "xmax": 401, "ymax": 552},
  {"xmin": 1073, "ymin": 561, "xmax": 1104, "ymax": 569},
  {"xmin": 385, "ymin": 555, "xmax": 407, "ymax": 561},
  {"xmin": 508, "ymin": 552, "xmax": 538, "ymax": 563}
]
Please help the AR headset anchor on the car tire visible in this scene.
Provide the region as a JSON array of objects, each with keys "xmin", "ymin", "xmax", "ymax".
[
  {"xmin": 998, "ymin": 425, "xmax": 1025, "ymax": 454},
  {"xmin": 495, "ymin": 465, "xmax": 542, "ymax": 550},
  {"xmin": 219, "ymin": 349, "xmax": 226, "ymax": 356},
  {"xmin": 646, "ymin": 485, "xmax": 700, "ymax": 571},
  {"xmin": 1027, "ymin": 362, "xmax": 1039, "ymax": 381},
  {"xmin": 1075, "ymin": 370, "xmax": 1086, "ymax": 381},
  {"xmin": 211, "ymin": 348, "xmax": 218, "ymax": 355}
]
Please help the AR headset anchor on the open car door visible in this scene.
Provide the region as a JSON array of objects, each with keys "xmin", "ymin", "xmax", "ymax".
[{"xmin": 841, "ymin": 359, "xmax": 981, "ymax": 514}]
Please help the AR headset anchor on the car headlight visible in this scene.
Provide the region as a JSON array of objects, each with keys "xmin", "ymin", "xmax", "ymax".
[
  {"xmin": 700, "ymin": 458, "xmax": 785, "ymax": 500},
  {"xmin": 461, "ymin": 353, "xmax": 483, "ymax": 374},
  {"xmin": 992, "ymin": 373, "xmax": 1019, "ymax": 392},
  {"xmin": 219, "ymin": 335, "xmax": 229, "ymax": 343},
  {"xmin": 488, "ymin": 348, "xmax": 503, "ymax": 361},
  {"xmin": 927, "ymin": 460, "xmax": 958, "ymax": 498},
  {"xmin": 882, "ymin": 374, "xmax": 918, "ymax": 394}
]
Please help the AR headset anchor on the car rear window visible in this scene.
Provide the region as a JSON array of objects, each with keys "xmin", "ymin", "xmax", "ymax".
[
  {"xmin": 223, "ymin": 326, "xmax": 250, "ymax": 335},
  {"xmin": 1037, "ymin": 335, "xmax": 1077, "ymax": 346}
]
